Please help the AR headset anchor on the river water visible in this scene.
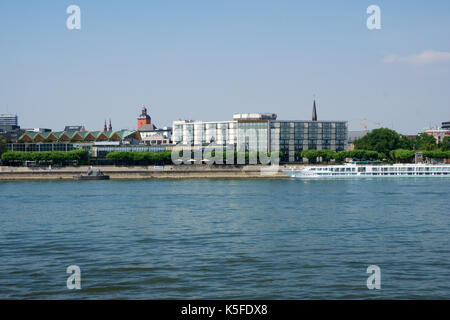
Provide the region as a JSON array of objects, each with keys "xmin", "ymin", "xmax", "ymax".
[{"xmin": 0, "ymin": 178, "xmax": 449, "ymax": 299}]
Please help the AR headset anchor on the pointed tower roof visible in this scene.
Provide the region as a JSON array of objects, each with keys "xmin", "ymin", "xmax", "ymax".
[
  {"xmin": 312, "ymin": 100, "xmax": 317, "ymax": 121},
  {"xmin": 139, "ymin": 106, "xmax": 151, "ymax": 119}
]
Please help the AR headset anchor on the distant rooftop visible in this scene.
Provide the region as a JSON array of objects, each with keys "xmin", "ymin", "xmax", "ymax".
[
  {"xmin": 139, "ymin": 123, "xmax": 157, "ymax": 131},
  {"xmin": 233, "ymin": 113, "xmax": 277, "ymax": 120},
  {"xmin": 24, "ymin": 128, "xmax": 52, "ymax": 133},
  {"xmin": 64, "ymin": 125, "xmax": 85, "ymax": 132}
]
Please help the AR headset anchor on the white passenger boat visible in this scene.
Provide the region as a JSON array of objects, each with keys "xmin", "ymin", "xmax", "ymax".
[{"xmin": 283, "ymin": 163, "xmax": 450, "ymax": 178}]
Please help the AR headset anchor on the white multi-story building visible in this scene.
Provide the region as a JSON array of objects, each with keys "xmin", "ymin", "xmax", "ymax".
[{"xmin": 421, "ymin": 126, "xmax": 450, "ymax": 144}]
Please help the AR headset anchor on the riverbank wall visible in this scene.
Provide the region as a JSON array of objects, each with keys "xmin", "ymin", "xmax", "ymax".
[{"xmin": 0, "ymin": 165, "xmax": 295, "ymax": 180}]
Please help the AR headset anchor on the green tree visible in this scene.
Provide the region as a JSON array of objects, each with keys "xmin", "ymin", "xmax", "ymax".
[
  {"xmin": 411, "ymin": 133, "xmax": 437, "ymax": 151},
  {"xmin": 0, "ymin": 136, "xmax": 7, "ymax": 157},
  {"xmin": 353, "ymin": 128, "xmax": 402, "ymax": 155},
  {"xmin": 399, "ymin": 135, "xmax": 414, "ymax": 150},
  {"xmin": 389, "ymin": 149, "xmax": 416, "ymax": 163},
  {"xmin": 316, "ymin": 150, "xmax": 336, "ymax": 163},
  {"xmin": 106, "ymin": 151, "xmax": 172, "ymax": 165},
  {"xmin": 334, "ymin": 151, "xmax": 347, "ymax": 163},
  {"xmin": 0, "ymin": 149, "xmax": 89, "ymax": 166},
  {"xmin": 301, "ymin": 150, "xmax": 320, "ymax": 163},
  {"xmin": 423, "ymin": 150, "xmax": 449, "ymax": 160},
  {"xmin": 438, "ymin": 136, "xmax": 450, "ymax": 151}
]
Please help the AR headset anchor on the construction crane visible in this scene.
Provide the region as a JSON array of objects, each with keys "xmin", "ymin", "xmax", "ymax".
[{"xmin": 349, "ymin": 119, "xmax": 381, "ymax": 133}]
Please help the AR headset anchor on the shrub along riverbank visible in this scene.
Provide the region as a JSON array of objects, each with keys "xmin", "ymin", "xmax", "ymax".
[
  {"xmin": 105, "ymin": 149, "xmax": 450, "ymax": 165},
  {"xmin": 105, "ymin": 151, "xmax": 285, "ymax": 165},
  {"xmin": 389, "ymin": 149, "xmax": 450, "ymax": 163},
  {"xmin": 105, "ymin": 151, "xmax": 173, "ymax": 165},
  {"xmin": 1, "ymin": 148, "xmax": 449, "ymax": 167},
  {"xmin": 1, "ymin": 150, "xmax": 89, "ymax": 166}
]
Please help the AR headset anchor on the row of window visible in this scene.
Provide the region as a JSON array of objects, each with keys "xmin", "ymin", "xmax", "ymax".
[{"xmin": 7, "ymin": 144, "xmax": 76, "ymax": 152}]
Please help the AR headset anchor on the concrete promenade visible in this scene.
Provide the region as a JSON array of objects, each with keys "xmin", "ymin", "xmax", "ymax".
[{"xmin": 0, "ymin": 165, "xmax": 295, "ymax": 180}]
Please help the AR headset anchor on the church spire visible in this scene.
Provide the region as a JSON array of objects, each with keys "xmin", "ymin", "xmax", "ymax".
[
  {"xmin": 104, "ymin": 120, "xmax": 107, "ymax": 131},
  {"xmin": 108, "ymin": 119, "xmax": 112, "ymax": 132},
  {"xmin": 312, "ymin": 99, "xmax": 317, "ymax": 121}
]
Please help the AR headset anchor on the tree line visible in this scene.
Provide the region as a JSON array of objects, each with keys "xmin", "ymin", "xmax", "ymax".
[
  {"xmin": 297, "ymin": 149, "xmax": 383, "ymax": 164},
  {"xmin": 351, "ymin": 128, "xmax": 450, "ymax": 162},
  {"xmin": 106, "ymin": 151, "xmax": 285, "ymax": 165},
  {"xmin": 105, "ymin": 151, "xmax": 173, "ymax": 165},
  {"xmin": 1, "ymin": 150, "xmax": 89, "ymax": 166},
  {"xmin": 353, "ymin": 128, "xmax": 450, "ymax": 153}
]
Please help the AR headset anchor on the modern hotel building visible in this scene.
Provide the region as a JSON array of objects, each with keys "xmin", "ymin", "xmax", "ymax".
[{"xmin": 172, "ymin": 104, "xmax": 348, "ymax": 162}]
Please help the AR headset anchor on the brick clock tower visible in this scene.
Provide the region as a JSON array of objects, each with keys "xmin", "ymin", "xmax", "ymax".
[{"xmin": 137, "ymin": 106, "xmax": 151, "ymax": 130}]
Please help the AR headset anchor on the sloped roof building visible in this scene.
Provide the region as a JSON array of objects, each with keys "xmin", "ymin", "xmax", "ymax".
[{"xmin": 18, "ymin": 130, "xmax": 139, "ymax": 143}]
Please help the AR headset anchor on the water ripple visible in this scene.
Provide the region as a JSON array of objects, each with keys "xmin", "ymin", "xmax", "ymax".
[{"xmin": 0, "ymin": 178, "xmax": 449, "ymax": 299}]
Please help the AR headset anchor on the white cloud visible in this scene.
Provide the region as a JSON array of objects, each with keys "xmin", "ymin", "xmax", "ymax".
[{"xmin": 383, "ymin": 50, "xmax": 450, "ymax": 64}]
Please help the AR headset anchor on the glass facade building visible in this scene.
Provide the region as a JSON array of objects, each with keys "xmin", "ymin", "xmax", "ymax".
[
  {"xmin": 270, "ymin": 120, "xmax": 347, "ymax": 162},
  {"xmin": 6, "ymin": 143, "xmax": 78, "ymax": 152}
]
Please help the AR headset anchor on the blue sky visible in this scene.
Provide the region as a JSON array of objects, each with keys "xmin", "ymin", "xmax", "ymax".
[{"xmin": 0, "ymin": 0, "xmax": 449, "ymax": 134}]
